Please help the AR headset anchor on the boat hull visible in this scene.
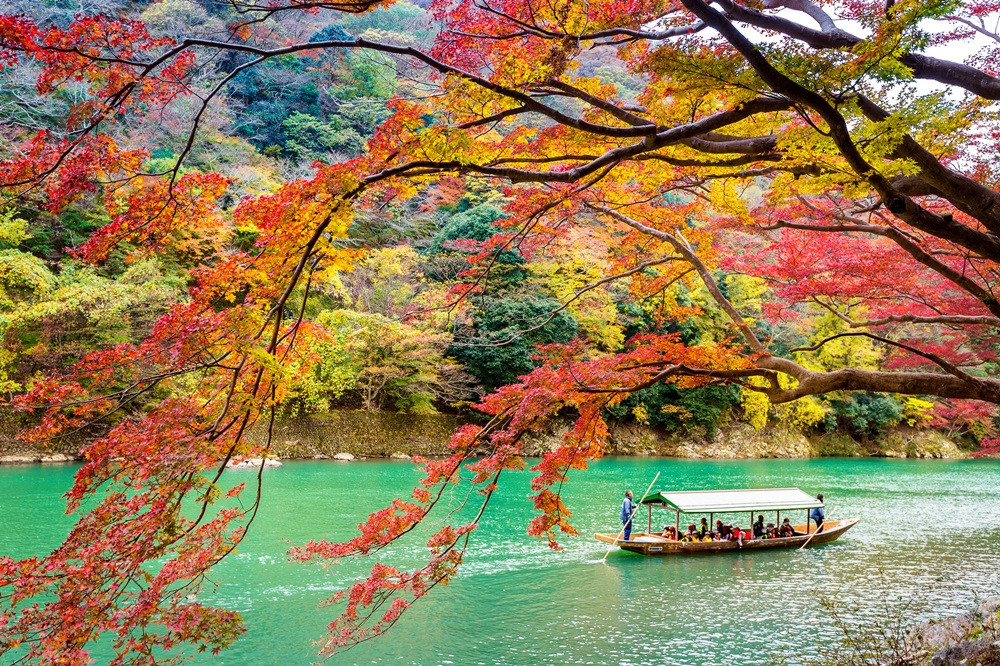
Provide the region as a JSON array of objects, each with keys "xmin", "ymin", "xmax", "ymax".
[{"xmin": 594, "ymin": 519, "xmax": 859, "ymax": 555}]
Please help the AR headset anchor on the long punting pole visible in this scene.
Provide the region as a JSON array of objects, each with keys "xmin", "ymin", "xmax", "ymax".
[
  {"xmin": 601, "ymin": 471, "xmax": 660, "ymax": 563},
  {"xmin": 799, "ymin": 506, "xmax": 837, "ymax": 550}
]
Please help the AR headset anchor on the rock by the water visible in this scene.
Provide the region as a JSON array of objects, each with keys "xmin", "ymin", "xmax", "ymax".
[
  {"xmin": 880, "ymin": 430, "xmax": 965, "ymax": 459},
  {"xmin": 333, "ymin": 452, "xmax": 355, "ymax": 461},
  {"xmin": 1, "ymin": 454, "xmax": 42, "ymax": 464},
  {"xmin": 931, "ymin": 640, "xmax": 1000, "ymax": 665},
  {"xmin": 912, "ymin": 614, "xmax": 980, "ymax": 650},
  {"xmin": 226, "ymin": 457, "xmax": 282, "ymax": 469},
  {"xmin": 312, "ymin": 454, "xmax": 330, "ymax": 460},
  {"xmin": 40, "ymin": 453, "xmax": 75, "ymax": 463},
  {"xmin": 390, "ymin": 452, "xmax": 411, "ymax": 460},
  {"xmin": 910, "ymin": 597, "xmax": 1000, "ymax": 664}
]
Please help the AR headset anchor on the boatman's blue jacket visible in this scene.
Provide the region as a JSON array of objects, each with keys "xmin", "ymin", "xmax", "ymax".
[
  {"xmin": 810, "ymin": 506, "xmax": 825, "ymax": 522},
  {"xmin": 621, "ymin": 498, "xmax": 636, "ymax": 524}
]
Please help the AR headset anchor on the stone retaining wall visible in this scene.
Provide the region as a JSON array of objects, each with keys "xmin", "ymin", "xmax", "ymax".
[
  {"xmin": 245, "ymin": 411, "xmax": 461, "ymax": 458},
  {"xmin": 0, "ymin": 408, "xmax": 966, "ymax": 463}
]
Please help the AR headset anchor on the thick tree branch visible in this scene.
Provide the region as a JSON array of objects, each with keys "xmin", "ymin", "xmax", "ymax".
[
  {"xmin": 854, "ymin": 94, "xmax": 1000, "ymax": 236},
  {"xmin": 589, "ymin": 205, "xmax": 1000, "ymax": 404},
  {"xmin": 843, "ymin": 313, "xmax": 1000, "ymax": 328},
  {"xmin": 682, "ymin": 0, "xmax": 1000, "ymax": 264},
  {"xmin": 790, "ymin": 331, "xmax": 977, "ymax": 382},
  {"xmin": 713, "ymin": 0, "xmax": 1000, "ymax": 99}
]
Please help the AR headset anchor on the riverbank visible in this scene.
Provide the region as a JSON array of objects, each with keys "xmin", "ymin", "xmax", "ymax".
[{"xmin": 0, "ymin": 410, "xmax": 969, "ymax": 464}]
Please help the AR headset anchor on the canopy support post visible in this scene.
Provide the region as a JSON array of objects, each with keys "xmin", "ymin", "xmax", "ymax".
[
  {"xmin": 710, "ymin": 512, "xmax": 714, "ymax": 532},
  {"xmin": 647, "ymin": 504, "xmax": 652, "ymax": 534},
  {"xmin": 675, "ymin": 509, "xmax": 679, "ymax": 536},
  {"xmin": 806, "ymin": 509, "xmax": 810, "ymax": 534}
]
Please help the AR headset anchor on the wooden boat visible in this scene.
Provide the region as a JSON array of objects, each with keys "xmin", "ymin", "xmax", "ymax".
[{"xmin": 595, "ymin": 487, "xmax": 859, "ymax": 556}]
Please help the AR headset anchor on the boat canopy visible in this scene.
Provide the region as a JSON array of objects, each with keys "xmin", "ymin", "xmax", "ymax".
[{"xmin": 640, "ymin": 488, "xmax": 823, "ymax": 513}]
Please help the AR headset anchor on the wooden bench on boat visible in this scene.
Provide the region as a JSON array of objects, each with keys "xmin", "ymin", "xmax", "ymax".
[{"xmin": 594, "ymin": 487, "xmax": 859, "ymax": 556}]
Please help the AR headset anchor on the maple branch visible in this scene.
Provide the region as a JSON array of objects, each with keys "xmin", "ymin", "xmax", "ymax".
[
  {"xmin": 588, "ymin": 203, "xmax": 767, "ymax": 354},
  {"xmin": 761, "ymin": 0, "xmax": 837, "ymax": 33},
  {"xmin": 587, "ymin": 205, "xmax": 1000, "ymax": 403},
  {"xmin": 351, "ymin": 96, "xmax": 792, "ymax": 187},
  {"xmin": 762, "ymin": 219, "xmax": 1000, "ymax": 318},
  {"xmin": 713, "ymin": 0, "xmax": 1000, "ymax": 99},
  {"xmin": 638, "ymin": 152, "xmax": 781, "ymax": 168},
  {"xmin": 145, "ymin": 36, "xmax": 672, "ymax": 139},
  {"xmin": 573, "ymin": 364, "xmax": 780, "ymax": 394},
  {"xmin": 842, "ymin": 313, "xmax": 1000, "ymax": 329},
  {"xmin": 541, "ymin": 80, "xmax": 655, "ymax": 127},
  {"xmin": 455, "ymin": 105, "xmax": 530, "ymax": 129},
  {"xmin": 683, "ymin": 0, "xmax": 1000, "ymax": 265},
  {"xmin": 683, "ymin": 132, "xmax": 779, "ymax": 155},
  {"xmin": 790, "ymin": 331, "xmax": 978, "ymax": 383},
  {"xmin": 757, "ymin": 358, "xmax": 1000, "ymax": 404},
  {"xmin": 943, "ymin": 15, "xmax": 1000, "ymax": 44},
  {"xmin": 853, "ymin": 94, "xmax": 1000, "ymax": 237}
]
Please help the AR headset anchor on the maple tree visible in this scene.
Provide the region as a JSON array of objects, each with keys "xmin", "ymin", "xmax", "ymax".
[{"xmin": 1, "ymin": 0, "xmax": 1000, "ymax": 661}]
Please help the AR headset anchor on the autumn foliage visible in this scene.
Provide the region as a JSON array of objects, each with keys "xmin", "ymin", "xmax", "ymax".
[{"xmin": 1, "ymin": 0, "xmax": 1000, "ymax": 661}]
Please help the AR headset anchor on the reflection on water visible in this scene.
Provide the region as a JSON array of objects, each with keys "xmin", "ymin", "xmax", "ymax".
[{"xmin": 1, "ymin": 458, "xmax": 999, "ymax": 664}]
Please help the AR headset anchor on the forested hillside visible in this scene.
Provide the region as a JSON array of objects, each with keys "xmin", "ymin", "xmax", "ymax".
[{"xmin": 1, "ymin": 0, "xmax": 993, "ymax": 446}]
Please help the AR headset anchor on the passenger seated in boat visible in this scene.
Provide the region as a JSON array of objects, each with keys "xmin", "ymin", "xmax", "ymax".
[
  {"xmin": 715, "ymin": 519, "xmax": 724, "ymax": 535},
  {"xmin": 753, "ymin": 515, "xmax": 765, "ymax": 538},
  {"xmin": 722, "ymin": 524, "xmax": 733, "ymax": 540},
  {"xmin": 779, "ymin": 518, "xmax": 795, "ymax": 537},
  {"xmin": 662, "ymin": 525, "xmax": 678, "ymax": 540},
  {"xmin": 682, "ymin": 524, "xmax": 699, "ymax": 541},
  {"xmin": 765, "ymin": 523, "xmax": 777, "ymax": 538}
]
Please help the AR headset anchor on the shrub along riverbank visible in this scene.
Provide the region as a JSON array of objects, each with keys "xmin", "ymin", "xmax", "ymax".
[{"xmin": 0, "ymin": 410, "xmax": 969, "ymax": 463}]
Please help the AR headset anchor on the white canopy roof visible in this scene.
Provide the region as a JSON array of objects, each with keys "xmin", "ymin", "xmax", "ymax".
[{"xmin": 641, "ymin": 488, "xmax": 823, "ymax": 513}]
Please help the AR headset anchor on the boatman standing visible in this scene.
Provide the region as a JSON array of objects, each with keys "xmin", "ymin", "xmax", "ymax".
[
  {"xmin": 810, "ymin": 493, "xmax": 826, "ymax": 533},
  {"xmin": 621, "ymin": 490, "xmax": 636, "ymax": 540}
]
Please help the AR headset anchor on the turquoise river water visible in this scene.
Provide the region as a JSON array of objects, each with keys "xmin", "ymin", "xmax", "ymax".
[{"xmin": 2, "ymin": 458, "xmax": 1000, "ymax": 665}]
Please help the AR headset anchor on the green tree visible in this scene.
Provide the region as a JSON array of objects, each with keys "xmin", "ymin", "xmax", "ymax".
[
  {"xmin": 281, "ymin": 112, "xmax": 365, "ymax": 162},
  {"xmin": 450, "ymin": 297, "xmax": 578, "ymax": 392}
]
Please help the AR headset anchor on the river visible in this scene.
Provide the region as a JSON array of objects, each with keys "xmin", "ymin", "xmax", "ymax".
[{"xmin": 2, "ymin": 458, "xmax": 999, "ymax": 664}]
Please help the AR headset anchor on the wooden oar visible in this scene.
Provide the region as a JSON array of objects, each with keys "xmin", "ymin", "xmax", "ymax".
[
  {"xmin": 799, "ymin": 506, "xmax": 837, "ymax": 550},
  {"xmin": 601, "ymin": 471, "xmax": 660, "ymax": 563}
]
